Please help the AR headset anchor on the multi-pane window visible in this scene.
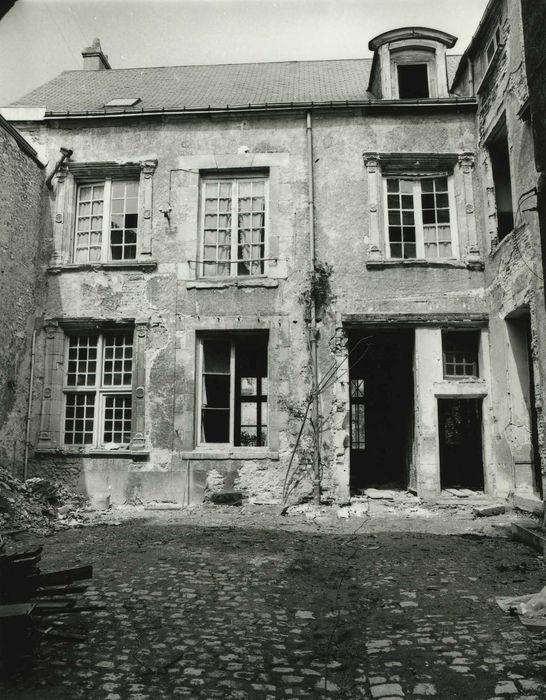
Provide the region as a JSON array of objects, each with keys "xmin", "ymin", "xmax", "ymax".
[
  {"xmin": 350, "ymin": 379, "xmax": 365, "ymax": 449},
  {"xmin": 386, "ymin": 176, "xmax": 454, "ymax": 259},
  {"xmin": 442, "ymin": 331, "xmax": 480, "ymax": 378},
  {"xmin": 201, "ymin": 177, "xmax": 267, "ymax": 277},
  {"xmin": 198, "ymin": 335, "xmax": 268, "ymax": 446},
  {"xmin": 75, "ymin": 179, "xmax": 138, "ymax": 263},
  {"xmin": 63, "ymin": 332, "xmax": 133, "ymax": 446}
]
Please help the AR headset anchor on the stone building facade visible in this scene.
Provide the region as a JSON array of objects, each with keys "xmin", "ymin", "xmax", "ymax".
[
  {"xmin": 2, "ymin": 3, "xmax": 545, "ymax": 508},
  {"xmin": 0, "ymin": 115, "xmax": 46, "ymax": 478}
]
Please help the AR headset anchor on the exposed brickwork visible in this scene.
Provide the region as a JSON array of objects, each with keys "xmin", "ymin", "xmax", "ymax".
[{"xmin": 0, "ymin": 122, "xmax": 46, "ymax": 478}]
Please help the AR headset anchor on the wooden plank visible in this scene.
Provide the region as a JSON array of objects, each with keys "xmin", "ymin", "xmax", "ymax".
[
  {"xmin": 29, "ymin": 565, "xmax": 93, "ymax": 587},
  {"xmin": 0, "ymin": 603, "xmax": 35, "ymax": 619}
]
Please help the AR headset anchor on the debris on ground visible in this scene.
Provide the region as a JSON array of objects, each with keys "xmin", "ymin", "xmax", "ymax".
[
  {"xmin": 0, "ymin": 469, "xmax": 89, "ymax": 534},
  {"xmin": 496, "ymin": 584, "xmax": 546, "ymax": 628},
  {"xmin": 474, "ymin": 504, "xmax": 506, "ymax": 517},
  {"xmin": 0, "ymin": 539, "xmax": 96, "ymax": 670}
]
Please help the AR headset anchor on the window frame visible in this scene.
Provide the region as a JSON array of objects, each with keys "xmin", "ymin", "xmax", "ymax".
[
  {"xmin": 198, "ymin": 172, "xmax": 269, "ymax": 279},
  {"xmin": 483, "ymin": 25, "xmax": 501, "ymax": 73},
  {"xmin": 382, "ymin": 173, "xmax": 459, "ymax": 260},
  {"xmin": 62, "ymin": 330, "xmax": 134, "ymax": 448},
  {"xmin": 442, "ymin": 330, "xmax": 480, "ymax": 379},
  {"xmin": 196, "ymin": 335, "xmax": 269, "ymax": 448},
  {"xmin": 396, "ymin": 63, "xmax": 430, "ymax": 99},
  {"xmin": 72, "ymin": 177, "xmax": 140, "ymax": 264}
]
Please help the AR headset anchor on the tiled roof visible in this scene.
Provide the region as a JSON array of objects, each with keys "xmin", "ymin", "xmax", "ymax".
[{"xmin": 11, "ymin": 56, "xmax": 463, "ymax": 114}]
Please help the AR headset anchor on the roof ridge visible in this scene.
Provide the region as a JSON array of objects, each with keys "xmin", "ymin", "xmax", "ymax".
[{"xmin": 58, "ymin": 56, "xmax": 376, "ymax": 74}]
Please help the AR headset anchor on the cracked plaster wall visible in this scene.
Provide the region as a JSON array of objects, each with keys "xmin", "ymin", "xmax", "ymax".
[{"xmin": 0, "ymin": 124, "xmax": 46, "ymax": 478}]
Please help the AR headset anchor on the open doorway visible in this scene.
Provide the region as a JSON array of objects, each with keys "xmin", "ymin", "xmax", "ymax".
[
  {"xmin": 438, "ymin": 398, "xmax": 484, "ymax": 490},
  {"xmin": 348, "ymin": 329, "xmax": 414, "ymax": 493},
  {"xmin": 506, "ymin": 312, "xmax": 542, "ymax": 498}
]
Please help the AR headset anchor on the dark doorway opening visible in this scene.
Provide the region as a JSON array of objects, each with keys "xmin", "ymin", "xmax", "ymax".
[
  {"xmin": 506, "ymin": 313, "xmax": 542, "ymax": 498},
  {"xmin": 438, "ymin": 398, "xmax": 484, "ymax": 490},
  {"xmin": 349, "ymin": 330, "xmax": 414, "ymax": 493}
]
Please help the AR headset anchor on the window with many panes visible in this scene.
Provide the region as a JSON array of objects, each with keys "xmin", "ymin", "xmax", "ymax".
[
  {"xmin": 74, "ymin": 179, "xmax": 139, "ymax": 263},
  {"xmin": 350, "ymin": 379, "xmax": 366, "ymax": 449},
  {"xmin": 198, "ymin": 335, "xmax": 268, "ymax": 446},
  {"xmin": 442, "ymin": 330, "xmax": 480, "ymax": 378},
  {"xmin": 385, "ymin": 176, "xmax": 455, "ymax": 259},
  {"xmin": 63, "ymin": 331, "xmax": 133, "ymax": 446},
  {"xmin": 200, "ymin": 175, "xmax": 267, "ymax": 277}
]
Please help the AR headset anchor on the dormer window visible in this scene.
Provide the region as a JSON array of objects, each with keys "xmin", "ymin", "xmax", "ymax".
[
  {"xmin": 368, "ymin": 27, "xmax": 457, "ymax": 100},
  {"xmin": 397, "ymin": 63, "xmax": 430, "ymax": 99}
]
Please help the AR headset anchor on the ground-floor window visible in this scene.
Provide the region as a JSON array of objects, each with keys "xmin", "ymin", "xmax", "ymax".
[
  {"xmin": 63, "ymin": 330, "xmax": 134, "ymax": 446},
  {"xmin": 198, "ymin": 333, "xmax": 268, "ymax": 446},
  {"xmin": 442, "ymin": 330, "xmax": 480, "ymax": 378}
]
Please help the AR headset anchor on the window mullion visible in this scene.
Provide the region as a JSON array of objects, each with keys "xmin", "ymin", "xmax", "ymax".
[
  {"xmin": 102, "ymin": 179, "xmax": 112, "ymax": 262},
  {"xmin": 95, "ymin": 334, "xmax": 104, "ymax": 447},
  {"xmin": 413, "ymin": 181, "xmax": 425, "ymax": 258},
  {"xmin": 197, "ymin": 339, "xmax": 203, "ymax": 445},
  {"xmin": 231, "ymin": 180, "xmax": 238, "ymax": 276},
  {"xmin": 229, "ymin": 343, "xmax": 235, "ymax": 445}
]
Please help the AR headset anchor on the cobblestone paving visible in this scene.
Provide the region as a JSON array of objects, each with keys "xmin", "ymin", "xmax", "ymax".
[{"xmin": 2, "ymin": 509, "xmax": 546, "ymax": 699}]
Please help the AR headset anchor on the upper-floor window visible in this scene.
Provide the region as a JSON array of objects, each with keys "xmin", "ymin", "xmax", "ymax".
[
  {"xmin": 74, "ymin": 179, "xmax": 138, "ymax": 263},
  {"xmin": 484, "ymin": 26, "xmax": 501, "ymax": 71},
  {"xmin": 486, "ymin": 117, "xmax": 514, "ymax": 241},
  {"xmin": 200, "ymin": 175, "xmax": 267, "ymax": 277},
  {"xmin": 385, "ymin": 175, "xmax": 455, "ymax": 259},
  {"xmin": 63, "ymin": 331, "xmax": 134, "ymax": 446},
  {"xmin": 397, "ymin": 63, "xmax": 429, "ymax": 98}
]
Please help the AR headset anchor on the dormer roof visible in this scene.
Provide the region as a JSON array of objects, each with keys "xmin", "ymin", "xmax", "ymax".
[{"xmin": 368, "ymin": 27, "xmax": 458, "ymax": 52}]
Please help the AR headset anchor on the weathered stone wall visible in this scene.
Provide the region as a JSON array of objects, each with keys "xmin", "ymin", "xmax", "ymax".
[
  {"xmin": 470, "ymin": 0, "xmax": 546, "ymax": 498},
  {"xmin": 15, "ymin": 103, "xmax": 488, "ymax": 504},
  {"xmin": 0, "ymin": 121, "xmax": 46, "ymax": 478}
]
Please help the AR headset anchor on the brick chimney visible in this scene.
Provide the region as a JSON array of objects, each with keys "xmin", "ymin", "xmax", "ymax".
[{"xmin": 82, "ymin": 38, "xmax": 111, "ymax": 70}]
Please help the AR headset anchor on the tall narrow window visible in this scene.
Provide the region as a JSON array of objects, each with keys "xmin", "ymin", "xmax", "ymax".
[
  {"xmin": 487, "ymin": 119, "xmax": 514, "ymax": 240},
  {"xmin": 201, "ymin": 176, "xmax": 267, "ymax": 277},
  {"xmin": 350, "ymin": 379, "xmax": 366, "ymax": 449},
  {"xmin": 75, "ymin": 179, "xmax": 138, "ymax": 263},
  {"xmin": 386, "ymin": 176, "xmax": 454, "ymax": 259},
  {"xmin": 63, "ymin": 331, "xmax": 133, "ymax": 446},
  {"xmin": 199, "ymin": 335, "xmax": 268, "ymax": 446}
]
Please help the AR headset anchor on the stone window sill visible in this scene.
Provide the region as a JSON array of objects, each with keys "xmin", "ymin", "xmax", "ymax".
[
  {"xmin": 47, "ymin": 260, "xmax": 158, "ymax": 274},
  {"xmin": 35, "ymin": 447, "xmax": 150, "ymax": 458},
  {"xmin": 179, "ymin": 448, "xmax": 279, "ymax": 461},
  {"xmin": 366, "ymin": 258, "xmax": 481, "ymax": 270},
  {"xmin": 187, "ymin": 277, "xmax": 279, "ymax": 289}
]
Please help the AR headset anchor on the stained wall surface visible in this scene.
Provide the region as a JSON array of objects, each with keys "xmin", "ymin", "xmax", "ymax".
[{"xmin": 0, "ymin": 120, "xmax": 45, "ymax": 478}]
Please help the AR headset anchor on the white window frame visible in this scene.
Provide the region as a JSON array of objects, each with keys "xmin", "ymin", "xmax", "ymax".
[
  {"xmin": 199, "ymin": 174, "xmax": 269, "ymax": 278},
  {"xmin": 73, "ymin": 178, "xmax": 139, "ymax": 264},
  {"xmin": 196, "ymin": 336, "xmax": 269, "ymax": 448},
  {"xmin": 382, "ymin": 174, "xmax": 459, "ymax": 260},
  {"xmin": 62, "ymin": 331, "xmax": 134, "ymax": 448}
]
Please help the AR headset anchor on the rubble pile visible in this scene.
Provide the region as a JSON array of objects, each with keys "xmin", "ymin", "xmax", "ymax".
[{"xmin": 0, "ymin": 468, "xmax": 89, "ymax": 534}]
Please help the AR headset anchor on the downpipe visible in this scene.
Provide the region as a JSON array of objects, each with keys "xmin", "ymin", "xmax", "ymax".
[
  {"xmin": 306, "ymin": 111, "xmax": 321, "ymax": 505},
  {"xmin": 23, "ymin": 329, "xmax": 37, "ymax": 481}
]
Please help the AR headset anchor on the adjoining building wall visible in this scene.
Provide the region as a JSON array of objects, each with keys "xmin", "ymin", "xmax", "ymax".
[
  {"xmin": 461, "ymin": 0, "xmax": 546, "ymax": 500},
  {"xmin": 0, "ymin": 118, "xmax": 46, "ymax": 478}
]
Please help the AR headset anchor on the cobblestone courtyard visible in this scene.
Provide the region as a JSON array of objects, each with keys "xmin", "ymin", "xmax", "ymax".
[{"xmin": 2, "ymin": 506, "xmax": 546, "ymax": 699}]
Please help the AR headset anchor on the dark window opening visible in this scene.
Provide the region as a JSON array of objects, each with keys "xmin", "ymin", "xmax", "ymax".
[
  {"xmin": 200, "ymin": 335, "xmax": 268, "ymax": 446},
  {"xmin": 438, "ymin": 398, "xmax": 484, "ymax": 490},
  {"xmin": 442, "ymin": 331, "xmax": 480, "ymax": 378},
  {"xmin": 397, "ymin": 64, "xmax": 429, "ymax": 99},
  {"xmin": 487, "ymin": 120, "xmax": 514, "ymax": 240}
]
